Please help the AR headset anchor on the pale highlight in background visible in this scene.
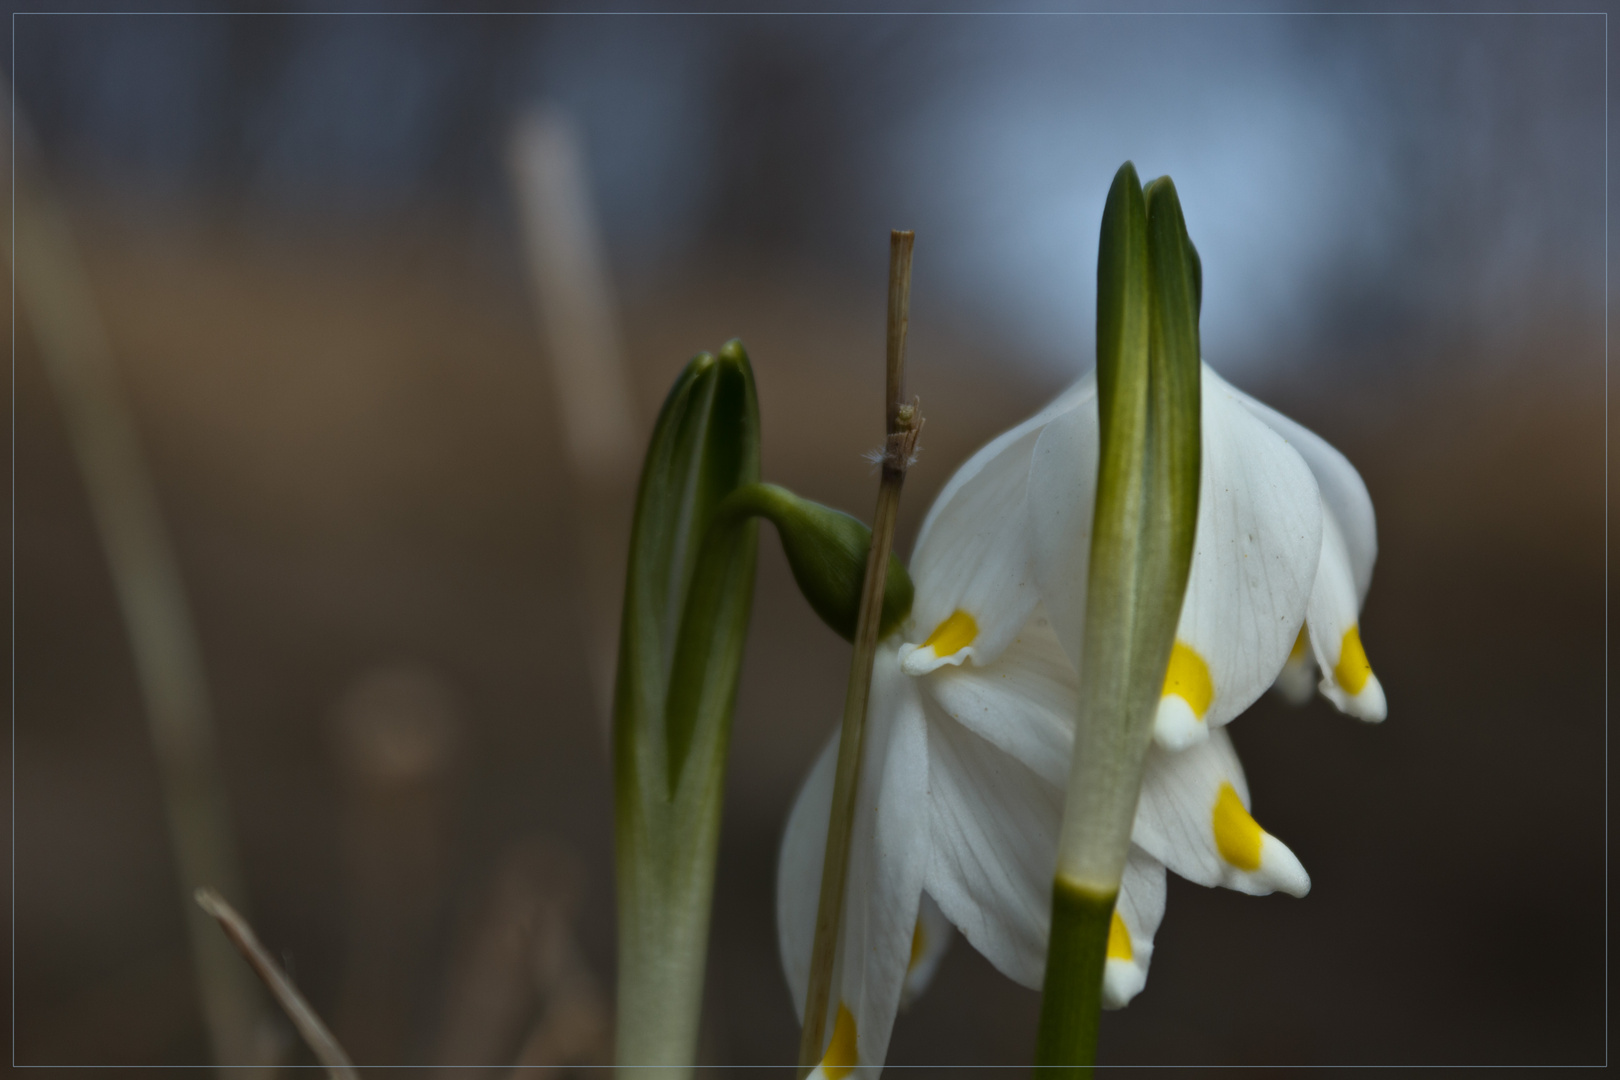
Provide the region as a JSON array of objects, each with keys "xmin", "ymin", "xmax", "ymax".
[{"xmin": 508, "ymin": 105, "xmax": 640, "ymax": 726}]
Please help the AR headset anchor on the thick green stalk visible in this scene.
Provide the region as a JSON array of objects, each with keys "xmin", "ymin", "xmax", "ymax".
[
  {"xmin": 1034, "ymin": 881, "xmax": 1117, "ymax": 1073},
  {"xmin": 1035, "ymin": 166, "xmax": 1202, "ymax": 1074},
  {"xmin": 614, "ymin": 342, "xmax": 760, "ymax": 1080}
]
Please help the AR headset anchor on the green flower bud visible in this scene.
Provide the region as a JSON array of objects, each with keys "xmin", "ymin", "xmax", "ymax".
[{"xmin": 719, "ymin": 483, "xmax": 913, "ymax": 642}]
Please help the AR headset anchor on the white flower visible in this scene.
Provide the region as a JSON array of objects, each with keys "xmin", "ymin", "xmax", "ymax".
[{"xmin": 778, "ymin": 362, "xmax": 1384, "ymax": 1078}]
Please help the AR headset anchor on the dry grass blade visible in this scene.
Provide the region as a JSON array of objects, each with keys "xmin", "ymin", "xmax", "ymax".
[{"xmin": 194, "ymin": 888, "xmax": 359, "ymax": 1080}]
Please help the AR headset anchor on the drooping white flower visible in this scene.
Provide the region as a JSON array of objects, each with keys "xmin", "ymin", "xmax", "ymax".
[{"xmin": 778, "ymin": 362, "xmax": 1384, "ymax": 1078}]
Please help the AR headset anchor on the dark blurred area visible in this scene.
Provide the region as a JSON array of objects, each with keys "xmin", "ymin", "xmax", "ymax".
[{"xmin": 8, "ymin": 7, "xmax": 1606, "ymax": 1071}]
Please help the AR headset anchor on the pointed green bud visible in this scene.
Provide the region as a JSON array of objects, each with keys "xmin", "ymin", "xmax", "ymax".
[
  {"xmin": 617, "ymin": 349, "xmax": 719, "ymax": 766},
  {"xmin": 719, "ymin": 483, "xmax": 913, "ymax": 642},
  {"xmin": 1143, "ymin": 176, "xmax": 1202, "ymax": 623},
  {"xmin": 614, "ymin": 339, "xmax": 762, "ymax": 1077},
  {"xmin": 662, "ymin": 340, "xmax": 762, "ymax": 788}
]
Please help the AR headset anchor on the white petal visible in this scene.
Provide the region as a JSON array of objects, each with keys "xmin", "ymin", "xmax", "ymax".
[
  {"xmin": 917, "ymin": 606, "xmax": 1075, "ymax": 787},
  {"xmin": 1132, "ymin": 727, "xmax": 1310, "ymax": 898},
  {"xmin": 1026, "ymin": 397, "xmax": 1102, "ymax": 671},
  {"xmin": 1307, "ymin": 507, "xmax": 1387, "ymax": 721},
  {"xmin": 914, "ymin": 370, "xmax": 1096, "ymax": 552},
  {"xmin": 905, "ymin": 450, "xmax": 1037, "ymax": 672},
  {"xmin": 904, "ymin": 373, "xmax": 1098, "ymax": 672},
  {"xmin": 900, "ymin": 892, "xmax": 952, "ymax": 1007},
  {"xmin": 918, "ymin": 702, "xmax": 1167, "ymax": 1010},
  {"xmin": 1157, "ymin": 366, "xmax": 1322, "ymax": 748},
  {"xmin": 1226, "ymin": 379, "xmax": 1378, "ymax": 605},
  {"xmin": 923, "ymin": 705, "xmax": 1061, "ymax": 990},
  {"xmin": 777, "ymin": 734, "xmax": 836, "ymax": 1019},
  {"xmin": 1102, "ymin": 848, "xmax": 1167, "ymax": 1009},
  {"xmin": 777, "ymin": 645, "xmax": 930, "ymax": 1077}
]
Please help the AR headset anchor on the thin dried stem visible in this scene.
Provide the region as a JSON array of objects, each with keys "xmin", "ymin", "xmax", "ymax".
[
  {"xmin": 195, "ymin": 889, "xmax": 358, "ymax": 1080},
  {"xmin": 797, "ymin": 231, "xmax": 923, "ymax": 1075}
]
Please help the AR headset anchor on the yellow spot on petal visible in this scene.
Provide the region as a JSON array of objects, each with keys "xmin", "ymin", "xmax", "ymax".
[
  {"xmin": 1161, "ymin": 640, "xmax": 1213, "ymax": 717},
  {"xmin": 908, "ymin": 919, "xmax": 928, "ymax": 972},
  {"xmin": 1334, "ymin": 626, "xmax": 1373, "ymax": 695},
  {"xmin": 1213, "ymin": 781, "xmax": 1264, "ymax": 872},
  {"xmin": 1288, "ymin": 626, "xmax": 1310, "ymax": 663},
  {"xmin": 821, "ymin": 1003, "xmax": 858, "ymax": 1080},
  {"xmin": 1106, "ymin": 910, "xmax": 1133, "ymax": 961},
  {"xmin": 921, "ymin": 609, "xmax": 978, "ymax": 658}
]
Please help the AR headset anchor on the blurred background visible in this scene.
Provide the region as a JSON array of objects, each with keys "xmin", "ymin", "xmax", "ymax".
[{"xmin": 7, "ymin": 3, "xmax": 1607, "ymax": 1071}]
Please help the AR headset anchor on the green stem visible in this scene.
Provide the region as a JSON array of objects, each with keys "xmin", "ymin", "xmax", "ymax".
[
  {"xmin": 797, "ymin": 231, "xmax": 922, "ymax": 1075},
  {"xmin": 1034, "ymin": 882, "xmax": 1117, "ymax": 1078}
]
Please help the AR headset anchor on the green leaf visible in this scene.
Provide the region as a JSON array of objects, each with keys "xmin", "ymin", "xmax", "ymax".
[
  {"xmin": 614, "ymin": 350, "xmax": 721, "ymax": 807},
  {"xmin": 663, "ymin": 341, "xmax": 762, "ymax": 791},
  {"xmin": 1142, "ymin": 175, "xmax": 1202, "ymax": 661},
  {"xmin": 1079, "ymin": 158, "xmax": 1154, "ymax": 761}
]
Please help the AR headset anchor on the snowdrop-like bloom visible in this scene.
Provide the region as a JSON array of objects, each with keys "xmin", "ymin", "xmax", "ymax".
[{"xmin": 778, "ymin": 362, "xmax": 1383, "ymax": 1078}]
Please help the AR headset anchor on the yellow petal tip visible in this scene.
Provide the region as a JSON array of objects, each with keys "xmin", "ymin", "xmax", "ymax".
[
  {"xmin": 908, "ymin": 919, "xmax": 928, "ymax": 972},
  {"xmin": 1212, "ymin": 781, "xmax": 1263, "ymax": 872},
  {"xmin": 1288, "ymin": 625, "xmax": 1310, "ymax": 663},
  {"xmin": 1161, "ymin": 640, "xmax": 1214, "ymax": 716},
  {"xmin": 815, "ymin": 1002, "xmax": 858, "ymax": 1080},
  {"xmin": 921, "ymin": 609, "xmax": 978, "ymax": 654},
  {"xmin": 1106, "ymin": 910, "xmax": 1133, "ymax": 961},
  {"xmin": 1333, "ymin": 626, "xmax": 1373, "ymax": 695},
  {"xmin": 1322, "ymin": 626, "xmax": 1386, "ymax": 721},
  {"xmin": 900, "ymin": 609, "xmax": 978, "ymax": 675},
  {"xmin": 1212, "ymin": 782, "xmax": 1312, "ymax": 895}
]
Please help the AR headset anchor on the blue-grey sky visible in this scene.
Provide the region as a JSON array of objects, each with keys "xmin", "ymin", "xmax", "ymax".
[{"xmin": 13, "ymin": 10, "xmax": 1606, "ymax": 377}]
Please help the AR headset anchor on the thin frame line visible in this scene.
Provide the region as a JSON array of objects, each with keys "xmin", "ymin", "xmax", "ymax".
[
  {"xmin": 4, "ymin": 6, "xmax": 1609, "ymax": 1073},
  {"xmin": 11, "ymin": 9, "xmax": 18, "ymax": 1072},
  {"xmin": 1604, "ymin": 6, "xmax": 1610, "ymax": 1072},
  {"xmin": 3, "ymin": 10, "xmax": 1618, "ymax": 17}
]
